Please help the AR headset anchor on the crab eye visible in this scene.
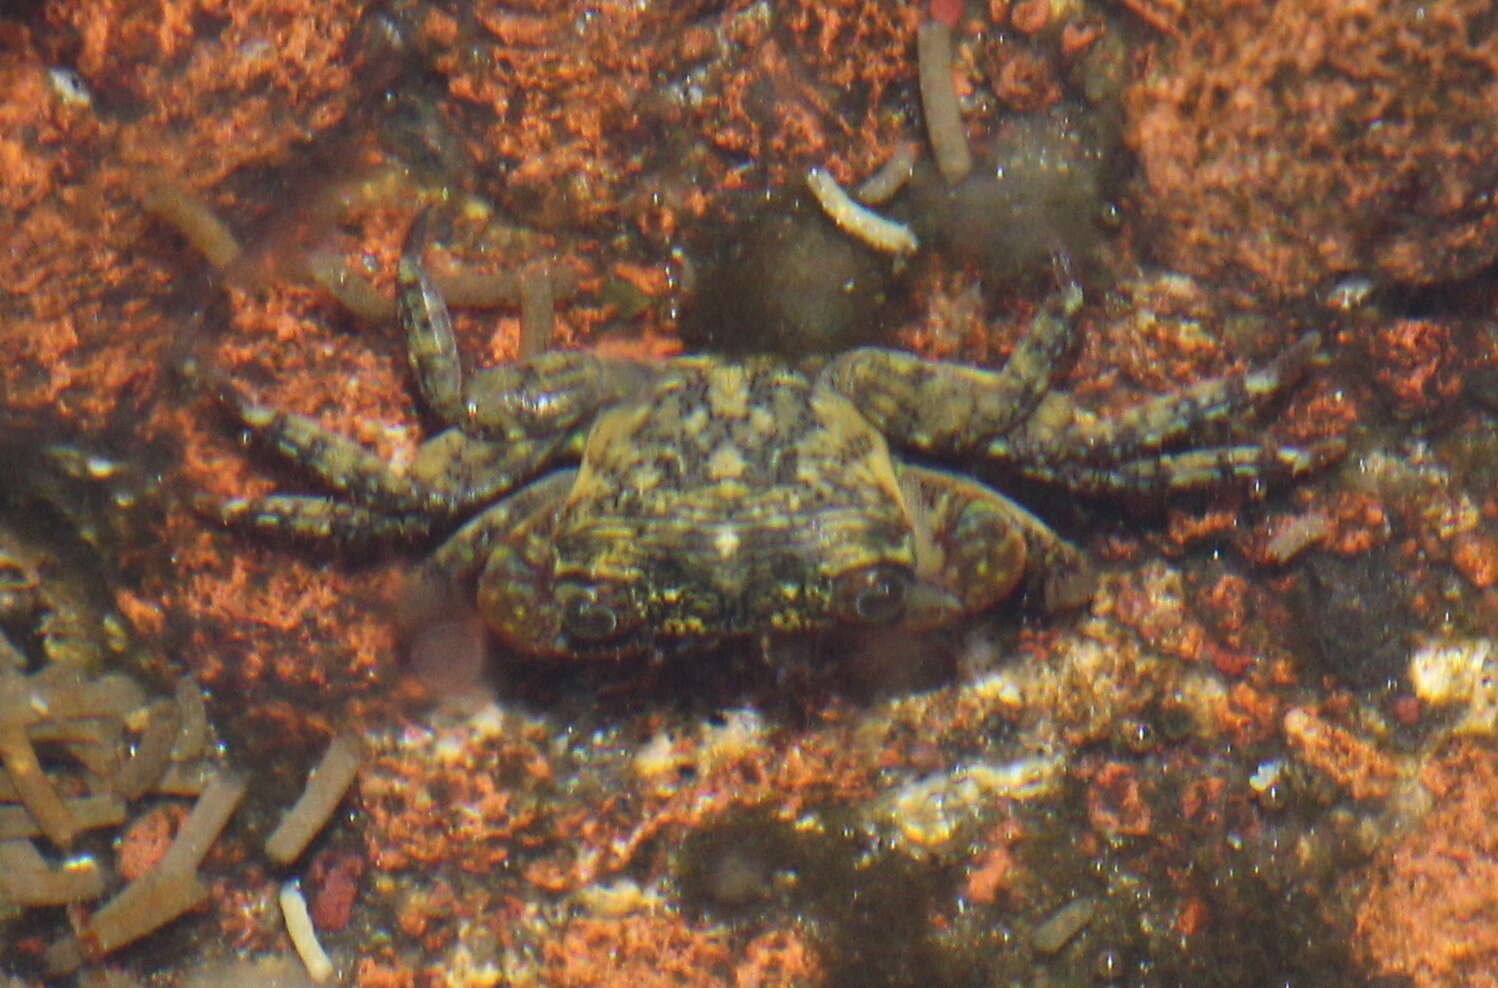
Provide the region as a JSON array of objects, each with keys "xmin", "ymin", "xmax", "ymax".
[
  {"xmin": 833, "ymin": 564, "xmax": 911, "ymax": 624},
  {"xmin": 557, "ymin": 582, "xmax": 632, "ymax": 642}
]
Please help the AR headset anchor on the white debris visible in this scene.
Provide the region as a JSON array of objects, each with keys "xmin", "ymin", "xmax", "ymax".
[
  {"xmin": 1409, "ymin": 637, "xmax": 1496, "ymax": 735},
  {"xmin": 574, "ymin": 878, "xmax": 666, "ymax": 918},
  {"xmin": 47, "ymin": 67, "xmax": 92, "ymax": 107},
  {"xmin": 697, "ymin": 708, "xmax": 768, "ymax": 771},
  {"xmin": 632, "ymin": 730, "xmax": 684, "ymax": 782},
  {"xmin": 874, "ymin": 753, "xmax": 1065, "ymax": 851},
  {"xmin": 279, "ymin": 880, "xmax": 334, "ymax": 983},
  {"xmin": 1248, "ymin": 759, "xmax": 1286, "ymax": 794},
  {"xmin": 805, "ymin": 168, "xmax": 919, "ymax": 255}
]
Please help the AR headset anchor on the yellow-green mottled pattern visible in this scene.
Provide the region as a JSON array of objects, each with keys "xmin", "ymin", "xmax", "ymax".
[{"xmin": 208, "ymin": 223, "xmax": 1341, "ymax": 660}]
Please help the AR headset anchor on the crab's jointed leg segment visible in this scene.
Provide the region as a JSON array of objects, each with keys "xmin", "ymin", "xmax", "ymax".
[
  {"xmin": 397, "ymin": 211, "xmax": 465, "ymax": 426},
  {"xmin": 827, "ymin": 285, "xmax": 1081, "ymax": 452},
  {"xmin": 211, "ymin": 494, "xmax": 438, "ymax": 546},
  {"xmin": 209, "ymin": 376, "xmax": 580, "ymax": 533},
  {"xmin": 834, "ymin": 285, "xmax": 1339, "ymax": 496},
  {"xmin": 413, "ymin": 470, "xmax": 577, "ymax": 656},
  {"xmin": 900, "ymin": 464, "xmax": 1094, "ymax": 616},
  {"xmin": 426, "ymin": 468, "xmax": 576, "ymax": 586},
  {"xmin": 1016, "ymin": 439, "xmax": 1347, "ymax": 497},
  {"xmin": 461, "ymin": 353, "xmax": 651, "ymax": 441},
  {"xmin": 994, "ymin": 332, "xmax": 1324, "ymax": 465},
  {"xmin": 205, "ymin": 214, "xmax": 639, "ymax": 542},
  {"xmin": 213, "ymin": 381, "xmax": 453, "ymax": 514},
  {"xmin": 398, "ymin": 214, "xmax": 646, "ymax": 444},
  {"xmin": 407, "ymin": 429, "xmax": 581, "ymax": 513}
]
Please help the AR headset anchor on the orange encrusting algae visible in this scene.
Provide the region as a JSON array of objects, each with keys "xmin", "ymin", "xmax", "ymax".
[{"xmin": 1, "ymin": 0, "xmax": 1495, "ymax": 984}]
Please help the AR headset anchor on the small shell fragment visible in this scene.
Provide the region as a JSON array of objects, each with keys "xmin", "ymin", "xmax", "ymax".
[
  {"xmin": 48, "ymin": 67, "xmax": 92, "ymax": 106},
  {"xmin": 1409, "ymin": 638, "xmax": 1497, "ymax": 734}
]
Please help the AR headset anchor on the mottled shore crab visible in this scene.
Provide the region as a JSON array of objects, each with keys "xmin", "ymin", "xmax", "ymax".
[{"xmin": 209, "ymin": 220, "xmax": 1341, "ymax": 660}]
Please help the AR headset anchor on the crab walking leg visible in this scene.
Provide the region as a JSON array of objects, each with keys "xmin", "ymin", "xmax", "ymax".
[
  {"xmin": 210, "ymin": 494, "xmax": 438, "ymax": 545},
  {"xmin": 400, "ymin": 214, "xmax": 640, "ymax": 442},
  {"xmin": 901, "ymin": 465, "xmax": 1095, "ymax": 614},
  {"xmin": 214, "ymin": 381, "xmax": 452, "ymax": 513},
  {"xmin": 212, "ymin": 378, "xmax": 574, "ymax": 525},
  {"xmin": 407, "ymin": 428, "xmax": 581, "ymax": 510},
  {"xmin": 425, "ymin": 469, "xmax": 578, "ymax": 586},
  {"xmin": 898, "ymin": 466, "xmax": 1025, "ymax": 624},
  {"xmin": 398, "ymin": 210, "xmax": 466, "ymax": 425},
  {"xmin": 461, "ymin": 351, "xmax": 649, "ymax": 441},
  {"xmin": 408, "ymin": 470, "xmax": 577, "ymax": 654},
  {"xmin": 826, "ymin": 285, "xmax": 1082, "ymax": 452},
  {"xmin": 993, "ymin": 333, "xmax": 1324, "ymax": 465},
  {"xmin": 1014, "ymin": 439, "xmax": 1347, "ymax": 497}
]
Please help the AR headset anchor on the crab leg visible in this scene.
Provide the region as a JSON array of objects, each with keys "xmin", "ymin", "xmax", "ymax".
[
  {"xmin": 210, "ymin": 379, "xmax": 453, "ymax": 514},
  {"xmin": 406, "ymin": 428, "xmax": 581, "ymax": 510},
  {"xmin": 209, "ymin": 494, "xmax": 438, "ymax": 546},
  {"xmin": 825, "ymin": 285, "xmax": 1081, "ymax": 451},
  {"xmin": 398, "ymin": 214, "xmax": 645, "ymax": 442},
  {"xmin": 397, "ymin": 210, "xmax": 466, "ymax": 425},
  {"xmin": 900, "ymin": 464, "xmax": 1095, "ymax": 615},
  {"xmin": 993, "ymin": 332, "xmax": 1324, "ymax": 465},
  {"xmin": 426, "ymin": 469, "xmax": 577, "ymax": 586},
  {"xmin": 1012, "ymin": 439, "xmax": 1347, "ymax": 497}
]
